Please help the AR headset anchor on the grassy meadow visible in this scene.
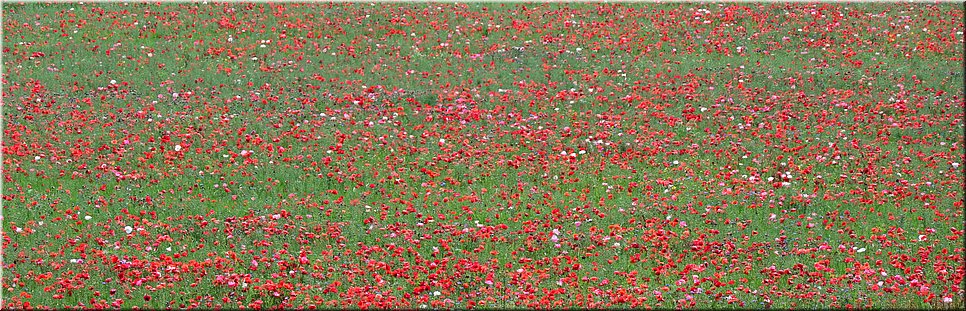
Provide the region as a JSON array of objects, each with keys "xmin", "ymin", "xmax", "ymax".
[{"xmin": 1, "ymin": 2, "xmax": 964, "ymax": 309}]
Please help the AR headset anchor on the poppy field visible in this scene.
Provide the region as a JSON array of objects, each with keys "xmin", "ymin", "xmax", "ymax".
[{"xmin": 1, "ymin": 2, "xmax": 964, "ymax": 309}]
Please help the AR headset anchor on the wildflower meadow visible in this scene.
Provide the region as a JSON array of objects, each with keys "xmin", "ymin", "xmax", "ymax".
[{"xmin": 1, "ymin": 2, "xmax": 964, "ymax": 309}]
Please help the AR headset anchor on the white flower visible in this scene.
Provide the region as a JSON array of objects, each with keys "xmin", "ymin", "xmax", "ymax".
[
  {"xmin": 172, "ymin": 93, "xmax": 179, "ymax": 98},
  {"xmin": 433, "ymin": 291, "xmax": 441, "ymax": 296},
  {"xmin": 174, "ymin": 144, "xmax": 182, "ymax": 152},
  {"xmin": 124, "ymin": 226, "xmax": 134, "ymax": 234},
  {"xmin": 110, "ymin": 80, "xmax": 117, "ymax": 84},
  {"xmin": 943, "ymin": 297, "xmax": 953, "ymax": 303}
]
